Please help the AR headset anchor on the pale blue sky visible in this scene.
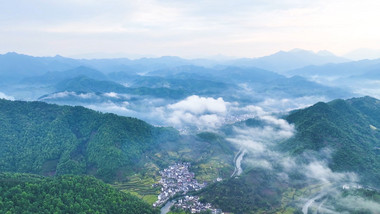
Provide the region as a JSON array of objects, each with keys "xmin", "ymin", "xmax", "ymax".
[{"xmin": 1, "ymin": 0, "xmax": 380, "ymax": 58}]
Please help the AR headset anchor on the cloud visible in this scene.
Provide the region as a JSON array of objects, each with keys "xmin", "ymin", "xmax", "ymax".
[
  {"xmin": 303, "ymin": 161, "xmax": 357, "ymax": 184},
  {"xmin": 164, "ymin": 95, "xmax": 297, "ymax": 131},
  {"xmin": 85, "ymin": 101, "xmax": 133, "ymax": 115},
  {"xmin": 40, "ymin": 93, "xmax": 317, "ymax": 132},
  {"xmin": 2, "ymin": 0, "xmax": 380, "ymax": 58},
  {"xmin": 225, "ymin": 109, "xmax": 296, "ymax": 173},
  {"xmin": 165, "ymin": 95, "xmax": 230, "ymax": 131},
  {"xmin": 103, "ymin": 92, "xmax": 119, "ymax": 98},
  {"xmin": 40, "ymin": 91, "xmax": 97, "ymax": 100},
  {"xmin": 337, "ymin": 196, "xmax": 380, "ymax": 213},
  {"xmin": 257, "ymin": 96, "xmax": 329, "ymax": 112},
  {"xmin": 0, "ymin": 92, "xmax": 15, "ymax": 100},
  {"xmin": 168, "ymin": 95, "xmax": 228, "ymax": 115},
  {"xmin": 225, "ymin": 115, "xmax": 362, "ymax": 213}
]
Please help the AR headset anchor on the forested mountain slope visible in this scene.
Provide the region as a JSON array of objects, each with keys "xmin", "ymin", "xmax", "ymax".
[
  {"xmin": 0, "ymin": 173, "xmax": 159, "ymax": 214},
  {"xmin": 0, "ymin": 99, "xmax": 177, "ymax": 182},
  {"xmin": 282, "ymin": 96, "xmax": 380, "ymax": 185}
]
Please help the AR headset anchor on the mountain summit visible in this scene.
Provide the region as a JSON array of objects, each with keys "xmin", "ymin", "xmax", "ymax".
[{"xmin": 231, "ymin": 49, "xmax": 350, "ymax": 73}]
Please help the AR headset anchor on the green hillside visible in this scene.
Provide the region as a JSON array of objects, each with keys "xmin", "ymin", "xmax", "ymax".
[
  {"xmin": 0, "ymin": 98, "xmax": 235, "ymax": 206},
  {"xmin": 198, "ymin": 168, "xmax": 304, "ymax": 214},
  {"xmin": 282, "ymin": 96, "xmax": 380, "ymax": 185},
  {"xmin": 0, "ymin": 173, "xmax": 158, "ymax": 214},
  {"xmin": 0, "ymin": 99, "xmax": 177, "ymax": 182},
  {"xmin": 199, "ymin": 96, "xmax": 380, "ymax": 213}
]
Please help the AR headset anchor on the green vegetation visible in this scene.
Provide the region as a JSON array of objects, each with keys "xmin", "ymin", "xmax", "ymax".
[
  {"xmin": 107, "ymin": 132, "xmax": 235, "ymax": 207},
  {"xmin": 0, "ymin": 99, "xmax": 235, "ymax": 211},
  {"xmin": 197, "ymin": 96, "xmax": 380, "ymax": 213},
  {"xmin": 112, "ymin": 174, "xmax": 160, "ymax": 205},
  {"xmin": 198, "ymin": 168, "xmax": 304, "ymax": 214},
  {"xmin": 281, "ymin": 96, "xmax": 380, "ymax": 186},
  {"xmin": 0, "ymin": 98, "xmax": 177, "ymax": 182},
  {"xmin": 0, "ymin": 172, "xmax": 159, "ymax": 214}
]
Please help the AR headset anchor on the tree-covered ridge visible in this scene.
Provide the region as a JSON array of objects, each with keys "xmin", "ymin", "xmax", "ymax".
[
  {"xmin": 198, "ymin": 168, "xmax": 303, "ymax": 214},
  {"xmin": 0, "ymin": 173, "xmax": 159, "ymax": 214},
  {"xmin": 54, "ymin": 76, "xmax": 187, "ymax": 99},
  {"xmin": 282, "ymin": 96, "xmax": 380, "ymax": 185},
  {"xmin": 0, "ymin": 99, "xmax": 177, "ymax": 182}
]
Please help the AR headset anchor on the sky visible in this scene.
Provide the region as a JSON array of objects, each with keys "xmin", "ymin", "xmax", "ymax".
[{"xmin": 1, "ymin": 0, "xmax": 380, "ymax": 59}]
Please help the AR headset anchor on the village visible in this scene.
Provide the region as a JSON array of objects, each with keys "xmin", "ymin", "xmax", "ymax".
[
  {"xmin": 173, "ymin": 195, "xmax": 223, "ymax": 214},
  {"xmin": 153, "ymin": 162, "xmax": 223, "ymax": 214}
]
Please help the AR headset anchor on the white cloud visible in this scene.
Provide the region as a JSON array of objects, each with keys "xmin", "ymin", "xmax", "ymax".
[
  {"xmin": 337, "ymin": 196, "xmax": 380, "ymax": 213},
  {"xmin": 165, "ymin": 96, "xmax": 230, "ymax": 130},
  {"xmin": 104, "ymin": 92, "xmax": 119, "ymax": 98},
  {"xmin": 304, "ymin": 161, "xmax": 357, "ymax": 184},
  {"xmin": 40, "ymin": 91, "xmax": 96, "ymax": 100},
  {"xmin": 85, "ymin": 101, "xmax": 133, "ymax": 115},
  {"xmin": 168, "ymin": 95, "xmax": 228, "ymax": 115},
  {"xmin": 258, "ymin": 96, "xmax": 329, "ymax": 112},
  {"xmin": 0, "ymin": 92, "xmax": 15, "ymax": 100}
]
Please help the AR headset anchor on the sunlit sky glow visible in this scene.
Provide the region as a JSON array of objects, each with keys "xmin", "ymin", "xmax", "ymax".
[{"xmin": 1, "ymin": 0, "xmax": 380, "ymax": 58}]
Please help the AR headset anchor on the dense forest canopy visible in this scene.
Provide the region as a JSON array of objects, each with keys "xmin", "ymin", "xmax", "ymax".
[
  {"xmin": 282, "ymin": 96, "xmax": 380, "ymax": 186},
  {"xmin": 0, "ymin": 173, "xmax": 159, "ymax": 214},
  {"xmin": 0, "ymin": 99, "xmax": 177, "ymax": 182}
]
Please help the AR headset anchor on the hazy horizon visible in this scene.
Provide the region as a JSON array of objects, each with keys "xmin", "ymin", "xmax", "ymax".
[
  {"xmin": 1, "ymin": 0, "xmax": 380, "ymax": 59},
  {"xmin": 1, "ymin": 48, "xmax": 380, "ymax": 61}
]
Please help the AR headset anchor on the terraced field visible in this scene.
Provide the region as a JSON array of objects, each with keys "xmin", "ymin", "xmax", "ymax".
[{"xmin": 113, "ymin": 174, "xmax": 161, "ymax": 205}]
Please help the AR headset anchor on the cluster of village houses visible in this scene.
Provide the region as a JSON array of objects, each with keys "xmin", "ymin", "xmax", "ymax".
[
  {"xmin": 173, "ymin": 195, "xmax": 223, "ymax": 214},
  {"xmin": 153, "ymin": 162, "xmax": 223, "ymax": 213}
]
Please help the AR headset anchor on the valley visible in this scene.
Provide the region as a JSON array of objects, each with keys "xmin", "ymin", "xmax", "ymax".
[
  {"xmin": 1, "ymin": 51, "xmax": 380, "ymax": 213},
  {"xmin": 3, "ymin": 0, "xmax": 380, "ymax": 212}
]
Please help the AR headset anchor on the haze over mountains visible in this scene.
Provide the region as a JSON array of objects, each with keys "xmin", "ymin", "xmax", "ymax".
[
  {"xmin": 1, "ymin": 49, "xmax": 380, "ymax": 213},
  {"xmin": 0, "ymin": 49, "xmax": 352, "ymax": 79}
]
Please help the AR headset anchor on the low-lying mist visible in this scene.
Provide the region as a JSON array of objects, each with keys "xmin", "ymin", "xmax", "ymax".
[
  {"xmin": 34, "ymin": 91, "xmax": 332, "ymax": 133},
  {"xmin": 2, "ymin": 86, "xmax": 380, "ymax": 212},
  {"xmin": 224, "ymin": 109, "xmax": 379, "ymax": 213}
]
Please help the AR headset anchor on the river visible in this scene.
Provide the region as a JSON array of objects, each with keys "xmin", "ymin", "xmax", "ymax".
[
  {"xmin": 160, "ymin": 200, "xmax": 175, "ymax": 214},
  {"xmin": 302, "ymin": 185, "xmax": 331, "ymax": 214},
  {"xmin": 231, "ymin": 149, "xmax": 246, "ymax": 177}
]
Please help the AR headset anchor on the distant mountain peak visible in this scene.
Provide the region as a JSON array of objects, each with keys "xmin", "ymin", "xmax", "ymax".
[
  {"xmin": 54, "ymin": 54, "xmax": 64, "ymax": 58},
  {"xmin": 4, "ymin": 52, "xmax": 24, "ymax": 56},
  {"xmin": 234, "ymin": 49, "xmax": 351, "ymax": 72}
]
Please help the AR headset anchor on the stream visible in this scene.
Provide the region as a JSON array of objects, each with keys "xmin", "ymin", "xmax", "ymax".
[
  {"xmin": 302, "ymin": 185, "xmax": 331, "ymax": 214},
  {"xmin": 231, "ymin": 149, "xmax": 246, "ymax": 177},
  {"xmin": 160, "ymin": 200, "xmax": 175, "ymax": 214}
]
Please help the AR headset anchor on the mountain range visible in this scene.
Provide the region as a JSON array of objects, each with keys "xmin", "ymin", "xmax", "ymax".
[
  {"xmin": 0, "ymin": 49, "xmax": 353, "ymax": 81},
  {"xmin": 1, "ymin": 50, "xmax": 380, "ymax": 213},
  {"xmin": 1, "ymin": 96, "xmax": 380, "ymax": 213}
]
